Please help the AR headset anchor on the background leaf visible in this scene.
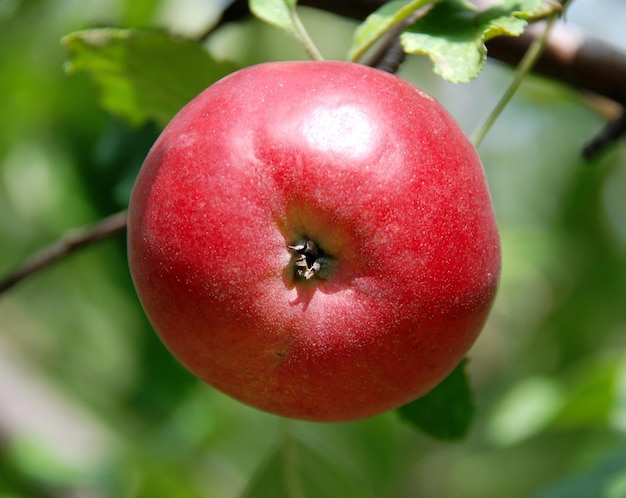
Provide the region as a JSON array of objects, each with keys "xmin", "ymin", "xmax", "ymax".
[
  {"xmin": 242, "ymin": 435, "xmax": 372, "ymax": 498},
  {"xmin": 249, "ymin": 0, "xmax": 299, "ymax": 39},
  {"xmin": 63, "ymin": 28, "xmax": 238, "ymax": 127},
  {"xmin": 400, "ymin": 0, "xmax": 545, "ymax": 82},
  {"xmin": 533, "ymin": 449, "xmax": 626, "ymax": 498},
  {"xmin": 396, "ymin": 359, "xmax": 475, "ymax": 440}
]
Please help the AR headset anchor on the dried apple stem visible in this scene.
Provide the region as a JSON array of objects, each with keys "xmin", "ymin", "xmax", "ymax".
[{"xmin": 287, "ymin": 238, "xmax": 333, "ymax": 281}]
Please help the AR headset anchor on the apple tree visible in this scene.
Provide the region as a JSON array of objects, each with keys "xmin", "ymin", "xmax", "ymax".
[{"xmin": 1, "ymin": 1, "xmax": 625, "ymax": 497}]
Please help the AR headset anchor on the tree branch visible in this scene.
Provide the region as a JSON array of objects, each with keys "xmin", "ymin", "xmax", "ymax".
[
  {"xmin": 582, "ymin": 110, "xmax": 626, "ymax": 159},
  {"xmin": 221, "ymin": 0, "xmax": 626, "ymax": 156},
  {"xmin": 0, "ymin": 210, "xmax": 128, "ymax": 296},
  {"xmin": 482, "ymin": 16, "xmax": 626, "ymax": 158},
  {"xmin": 486, "ymin": 22, "xmax": 626, "ymax": 106},
  {"xmin": 302, "ymin": 0, "xmax": 626, "ymax": 104}
]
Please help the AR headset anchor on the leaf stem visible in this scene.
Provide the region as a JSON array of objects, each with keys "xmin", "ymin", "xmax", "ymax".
[
  {"xmin": 471, "ymin": 13, "xmax": 559, "ymax": 148},
  {"xmin": 289, "ymin": 6, "xmax": 324, "ymax": 61}
]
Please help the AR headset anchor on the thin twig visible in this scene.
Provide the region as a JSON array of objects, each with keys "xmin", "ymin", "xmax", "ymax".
[
  {"xmin": 583, "ymin": 110, "xmax": 626, "ymax": 160},
  {"xmin": 0, "ymin": 210, "xmax": 128, "ymax": 295},
  {"xmin": 362, "ymin": 7, "xmax": 431, "ymax": 73},
  {"xmin": 370, "ymin": 37, "xmax": 405, "ymax": 73}
]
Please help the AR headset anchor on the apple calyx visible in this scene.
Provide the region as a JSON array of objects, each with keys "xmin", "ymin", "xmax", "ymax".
[{"xmin": 287, "ymin": 238, "xmax": 333, "ymax": 281}]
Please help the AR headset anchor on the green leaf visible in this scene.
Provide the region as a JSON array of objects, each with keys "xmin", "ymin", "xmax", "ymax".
[
  {"xmin": 242, "ymin": 436, "xmax": 372, "ymax": 498},
  {"xmin": 400, "ymin": 0, "xmax": 545, "ymax": 82},
  {"xmin": 396, "ymin": 359, "xmax": 475, "ymax": 440},
  {"xmin": 62, "ymin": 28, "xmax": 238, "ymax": 127},
  {"xmin": 249, "ymin": 0, "xmax": 299, "ymax": 39},
  {"xmin": 347, "ymin": 0, "xmax": 437, "ymax": 62}
]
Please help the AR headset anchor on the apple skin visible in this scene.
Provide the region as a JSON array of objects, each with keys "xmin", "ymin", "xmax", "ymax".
[{"xmin": 127, "ymin": 61, "xmax": 501, "ymax": 422}]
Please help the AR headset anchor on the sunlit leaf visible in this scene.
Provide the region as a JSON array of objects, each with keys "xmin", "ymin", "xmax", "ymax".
[
  {"xmin": 347, "ymin": 0, "xmax": 437, "ymax": 62},
  {"xmin": 62, "ymin": 28, "xmax": 238, "ymax": 127},
  {"xmin": 401, "ymin": 0, "xmax": 545, "ymax": 82},
  {"xmin": 396, "ymin": 359, "xmax": 475, "ymax": 440}
]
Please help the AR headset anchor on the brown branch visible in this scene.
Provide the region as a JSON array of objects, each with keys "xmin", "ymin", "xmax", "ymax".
[
  {"xmin": 221, "ymin": 0, "xmax": 626, "ymax": 155},
  {"xmin": 300, "ymin": 0, "xmax": 626, "ymax": 104},
  {"xmin": 484, "ymin": 18, "xmax": 626, "ymax": 158},
  {"xmin": 486, "ymin": 22, "xmax": 626, "ymax": 105},
  {"xmin": 0, "ymin": 210, "xmax": 127, "ymax": 295},
  {"xmin": 320, "ymin": 0, "xmax": 626, "ymax": 157},
  {"xmin": 220, "ymin": 0, "xmax": 626, "ymax": 105}
]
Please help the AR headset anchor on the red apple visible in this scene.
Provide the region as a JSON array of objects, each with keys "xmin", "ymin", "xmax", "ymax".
[{"xmin": 127, "ymin": 61, "xmax": 501, "ymax": 422}]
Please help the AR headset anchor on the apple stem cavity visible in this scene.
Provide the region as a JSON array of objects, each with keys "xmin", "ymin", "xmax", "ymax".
[{"xmin": 287, "ymin": 238, "xmax": 333, "ymax": 281}]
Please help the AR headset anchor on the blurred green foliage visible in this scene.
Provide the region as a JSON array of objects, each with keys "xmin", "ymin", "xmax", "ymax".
[{"xmin": 1, "ymin": 1, "xmax": 626, "ymax": 497}]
